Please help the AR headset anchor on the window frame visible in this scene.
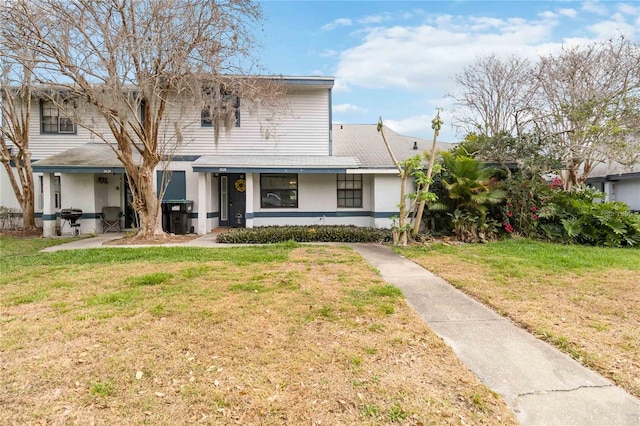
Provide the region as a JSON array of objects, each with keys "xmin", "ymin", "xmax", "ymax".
[
  {"xmin": 337, "ymin": 174, "xmax": 363, "ymax": 208},
  {"xmin": 260, "ymin": 173, "xmax": 298, "ymax": 209},
  {"xmin": 40, "ymin": 100, "xmax": 76, "ymax": 135}
]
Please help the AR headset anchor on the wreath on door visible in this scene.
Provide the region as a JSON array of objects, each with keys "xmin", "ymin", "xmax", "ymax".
[{"xmin": 234, "ymin": 177, "xmax": 246, "ymax": 192}]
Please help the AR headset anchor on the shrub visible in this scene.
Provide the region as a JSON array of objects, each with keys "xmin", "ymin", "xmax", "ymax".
[
  {"xmin": 538, "ymin": 187, "xmax": 640, "ymax": 247},
  {"xmin": 216, "ymin": 225, "xmax": 393, "ymax": 244},
  {"xmin": 0, "ymin": 206, "xmax": 23, "ymax": 231}
]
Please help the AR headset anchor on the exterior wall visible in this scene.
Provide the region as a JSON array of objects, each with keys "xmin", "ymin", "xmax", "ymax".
[
  {"xmin": 608, "ymin": 179, "xmax": 640, "ymax": 211},
  {"xmin": 0, "ymin": 167, "xmax": 22, "ymax": 210},
  {"xmin": 180, "ymin": 89, "xmax": 331, "ymax": 156},
  {"xmin": 372, "ymin": 174, "xmax": 403, "ymax": 228},
  {"xmin": 24, "ymin": 88, "xmax": 332, "ymax": 161},
  {"xmin": 58, "ymin": 174, "xmax": 97, "ymax": 235},
  {"xmin": 250, "ymin": 173, "xmax": 379, "ymax": 228}
]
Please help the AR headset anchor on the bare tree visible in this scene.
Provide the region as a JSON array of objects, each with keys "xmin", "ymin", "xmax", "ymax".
[
  {"xmin": 451, "ymin": 39, "xmax": 640, "ymax": 190},
  {"xmin": 533, "ymin": 37, "xmax": 640, "ymax": 189},
  {"xmin": 0, "ymin": 55, "xmax": 37, "ymax": 231},
  {"xmin": 2, "ymin": 0, "xmax": 278, "ymax": 237},
  {"xmin": 450, "ymin": 54, "xmax": 538, "ymax": 137}
]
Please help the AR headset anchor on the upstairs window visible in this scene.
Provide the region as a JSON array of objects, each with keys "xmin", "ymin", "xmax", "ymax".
[
  {"xmin": 40, "ymin": 100, "xmax": 76, "ymax": 134},
  {"xmin": 201, "ymin": 94, "xmax": 240, "ymax": 128},
  {"xmin": 337, "ymin": 174, "xmax": 362, "ymax": 208}
]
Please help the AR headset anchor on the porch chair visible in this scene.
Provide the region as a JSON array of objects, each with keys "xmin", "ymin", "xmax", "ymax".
[{"xmin": 100, "ymin": 206, "xmax": 123, "ymax": 233}]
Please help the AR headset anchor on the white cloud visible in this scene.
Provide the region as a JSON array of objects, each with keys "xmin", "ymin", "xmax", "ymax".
[
  {"xmin": 321, "ymin": 18, "xmax": 352, "ymax": 31},
  {"xmin": 334, "ymin": 18, "xmax": 558, "ymax": 92},
  {"xmin": 582, "ymin": 1, "xmax": 609, "ymax": 16},
  {"xmin": 333, "ymin": 103, "xmax": 367, "ymax": 113},
  {"xmin": 538, "ymin": 11, "xmax": 557, "ymax": 20},
  {"xmin": 385, "ymin": 115, "xmax": 432, "ymax": 138},
  {"xmin": 558, "ymin": 8, "xmax": 578, "ymax": 18},
  {"xmin": 617, "ymin": 3, "xmax": 638, "ymax": 15},
  {"xmin": 359, "ymin": 14, "xmax": 392, "ymax": 25},
  {"xmin": 588, "ymin": 19, "xmax": 637, "ymax": 39}
]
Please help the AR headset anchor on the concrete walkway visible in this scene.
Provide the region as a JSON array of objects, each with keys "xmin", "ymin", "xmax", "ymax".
[
  {"xmin": 42, "ymin": 236, "xmax": 639, "ymax": 424},
  {"xmin": 350, "ymin": 243, "xmax": 639, "ymax": 426}
]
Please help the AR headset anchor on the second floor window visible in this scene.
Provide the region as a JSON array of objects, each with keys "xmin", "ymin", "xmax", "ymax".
[
  {"xmin": 201, "ymin": 94, "xmax": 240, "ymax": 128},
  {"xmin": 41, "ymin": 100, "xmax": 75, "ymax": 134}
]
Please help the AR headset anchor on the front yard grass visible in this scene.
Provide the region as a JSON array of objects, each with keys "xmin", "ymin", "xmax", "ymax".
[
  {"xmin": 399, "ymin": 239, "xmax": 640, "ymax": 398},
  {"xmin": 0, "ymin": 236, "xmax": 517, "ymax": 425}
]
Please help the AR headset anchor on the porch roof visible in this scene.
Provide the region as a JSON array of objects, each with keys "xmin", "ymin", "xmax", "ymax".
[
  {"xmin": 31, "ymin": 143, "xmax": 140, "ymax": 174},
  {"xmin": 192, "ymin": 155, "xmax": 361, "ymax": 173}
]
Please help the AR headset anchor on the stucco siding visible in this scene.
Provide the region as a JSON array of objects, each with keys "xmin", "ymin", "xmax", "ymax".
[{"xmin": 611, "ymin": 179, "xmax": 640, "ymax": 211}]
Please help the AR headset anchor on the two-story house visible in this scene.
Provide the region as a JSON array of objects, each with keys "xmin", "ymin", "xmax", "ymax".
[{"xmin": 1, "ymin": 76, "xmax": 448, "ymax": 236}]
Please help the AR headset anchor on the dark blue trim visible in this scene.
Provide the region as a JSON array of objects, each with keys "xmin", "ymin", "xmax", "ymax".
[
  {"xmin": 586, "ymin": 172, "xmax": 640, "ymax": 183},
  {"xmin": 40, "ymin": 212, "xmax": 103, "ymax": 220},
  {"xmin": 170, "ymin": 155, "xmax": 202, "ymax": 162},
  {"xmin": 33, "ymin": 166, "xmax": 126, "ymax": 174},
  {"xmin": 279, "ymin": 78, "xmax": 334, "ymax": 87},
  {"xmin": 252, "ymin": 211, "xmax": 373, "ymax": 218},
  {"xmin": 373, "ymin": 212, "xmax": 398, "ymax": 218},
  {"xmin": 193, "ymin": 166, "xmax": 348, "ymax": 174},
  {"xmin": 207, "ymin": 212, "xmax": 218, "ymax": 219}
]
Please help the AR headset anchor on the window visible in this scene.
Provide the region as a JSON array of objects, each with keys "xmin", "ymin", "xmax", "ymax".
[
  {"xmin": 261, "ymin": 174, "xmax": 298, "ymax": 208},
  {"xmin": 40, "ymin": 100, "xmax": 75, "ymax": 134},
  {"xmin": 337, "ymin": 174, "xmax": 362, "ymax": 208},
  {"xmin": 201, "ymin": 94, "xmax": 240, "ymax": 127}
]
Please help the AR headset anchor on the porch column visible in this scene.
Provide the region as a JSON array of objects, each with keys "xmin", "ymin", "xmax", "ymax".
[
  {"xmin": 197, "ymin": 172, "xmax": 209, "ymax": 235},
  {"xmin": 245, "ymin": 172, "xmax": 254, "ymax": 228},
  {"xmin": 42, "ymin": 173, "xmax": 56, "ymax": 237}
]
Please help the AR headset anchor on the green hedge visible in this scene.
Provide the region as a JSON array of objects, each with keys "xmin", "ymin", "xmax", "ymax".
[{"xmin": 216, "ymin": 225, "xmax": 393, "ymax": 244}]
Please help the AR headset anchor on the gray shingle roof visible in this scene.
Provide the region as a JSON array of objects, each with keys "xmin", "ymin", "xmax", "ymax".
[{"xmin": 332, "ymin": 124, "xmax": 455, "ymax": 168}]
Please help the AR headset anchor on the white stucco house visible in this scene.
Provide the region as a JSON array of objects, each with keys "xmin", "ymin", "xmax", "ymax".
[
  {"xmin": 1, "ymin": 76, "xmax": 452, "ymax": 236},
  {"xmin": 586, "ymin": 162, "xmax": 640, "ymax": 212}
]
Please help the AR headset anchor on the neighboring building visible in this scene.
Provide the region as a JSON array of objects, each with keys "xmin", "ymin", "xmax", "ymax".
[
  {"xmin": 0, "ymin": 76, "xmax": 453, "ymax": 236},
  {"xmin": 586, "ymin": 162, "xmax": 640, "ymax": 212}
]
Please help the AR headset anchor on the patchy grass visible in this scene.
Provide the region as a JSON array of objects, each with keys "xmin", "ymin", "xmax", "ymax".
[
  {"xmin": 399, "ymin": 238, "xmax": 640, "ymax": 398},
  {"xmin": 0, "ymin": 237, "xmax": 517, "ymax": 425}
]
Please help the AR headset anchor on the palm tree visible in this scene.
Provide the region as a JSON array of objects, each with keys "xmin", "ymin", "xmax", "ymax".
[{"xmin": 433, "ymin": 152, "xmax": 506, "ymax": 241}]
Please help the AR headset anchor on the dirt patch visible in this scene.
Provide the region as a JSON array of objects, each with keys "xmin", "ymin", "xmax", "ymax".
[
  {"xmin": 0, "ymin": 228, "xmax": 43, "ymax": 238},
  {"xmin": 104, "ymin": 233, "xmax": 200, "ymax": 246}
]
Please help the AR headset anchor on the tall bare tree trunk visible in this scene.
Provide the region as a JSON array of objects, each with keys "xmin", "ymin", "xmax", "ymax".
[{"xmin": 412, "ymin": 110, "xmax": 442, "ymax": 235}]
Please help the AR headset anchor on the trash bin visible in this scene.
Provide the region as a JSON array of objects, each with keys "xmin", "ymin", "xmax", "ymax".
[{"xmin": 161, "ymin": 200, "xmax": 193, "ymax": 234}]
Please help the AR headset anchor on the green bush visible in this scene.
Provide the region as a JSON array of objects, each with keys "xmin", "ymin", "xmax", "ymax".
[
  {"xmin": 216, "ymin": 225, "xmax": 392, "ymax": 244},
  {"xmin": 537, "ymin": 187, "xmax": 640, "ymax": 247}
]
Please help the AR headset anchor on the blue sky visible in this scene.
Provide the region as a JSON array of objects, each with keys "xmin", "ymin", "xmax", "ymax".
[{"xmin": 255, "ymin": 1, "xmax": 639, "ymax": 142}]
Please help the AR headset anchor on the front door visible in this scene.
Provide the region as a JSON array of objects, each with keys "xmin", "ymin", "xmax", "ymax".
[{"xmin": 219, "ymin": 173, "xmax": 246, "ymax": 227}]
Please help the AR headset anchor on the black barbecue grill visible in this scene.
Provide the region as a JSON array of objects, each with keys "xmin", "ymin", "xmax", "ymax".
[{"xmin": 60, "ymin": 208, "xmax": 83, "ymax": 236}]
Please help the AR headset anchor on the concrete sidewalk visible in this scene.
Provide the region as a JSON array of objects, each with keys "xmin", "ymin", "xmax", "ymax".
[
  {"xmin": 41, "ymin": 232, "xmax": 222, "ymax": 252},
  {"xmin": 350, "ymin": 243, "xmax": 639, "ymax": 426}
]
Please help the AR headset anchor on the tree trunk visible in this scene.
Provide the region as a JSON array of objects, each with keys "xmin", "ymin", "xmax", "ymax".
[{"xmin": 0, "ymin": 155, "xmax": 37, "ymax": 231}]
